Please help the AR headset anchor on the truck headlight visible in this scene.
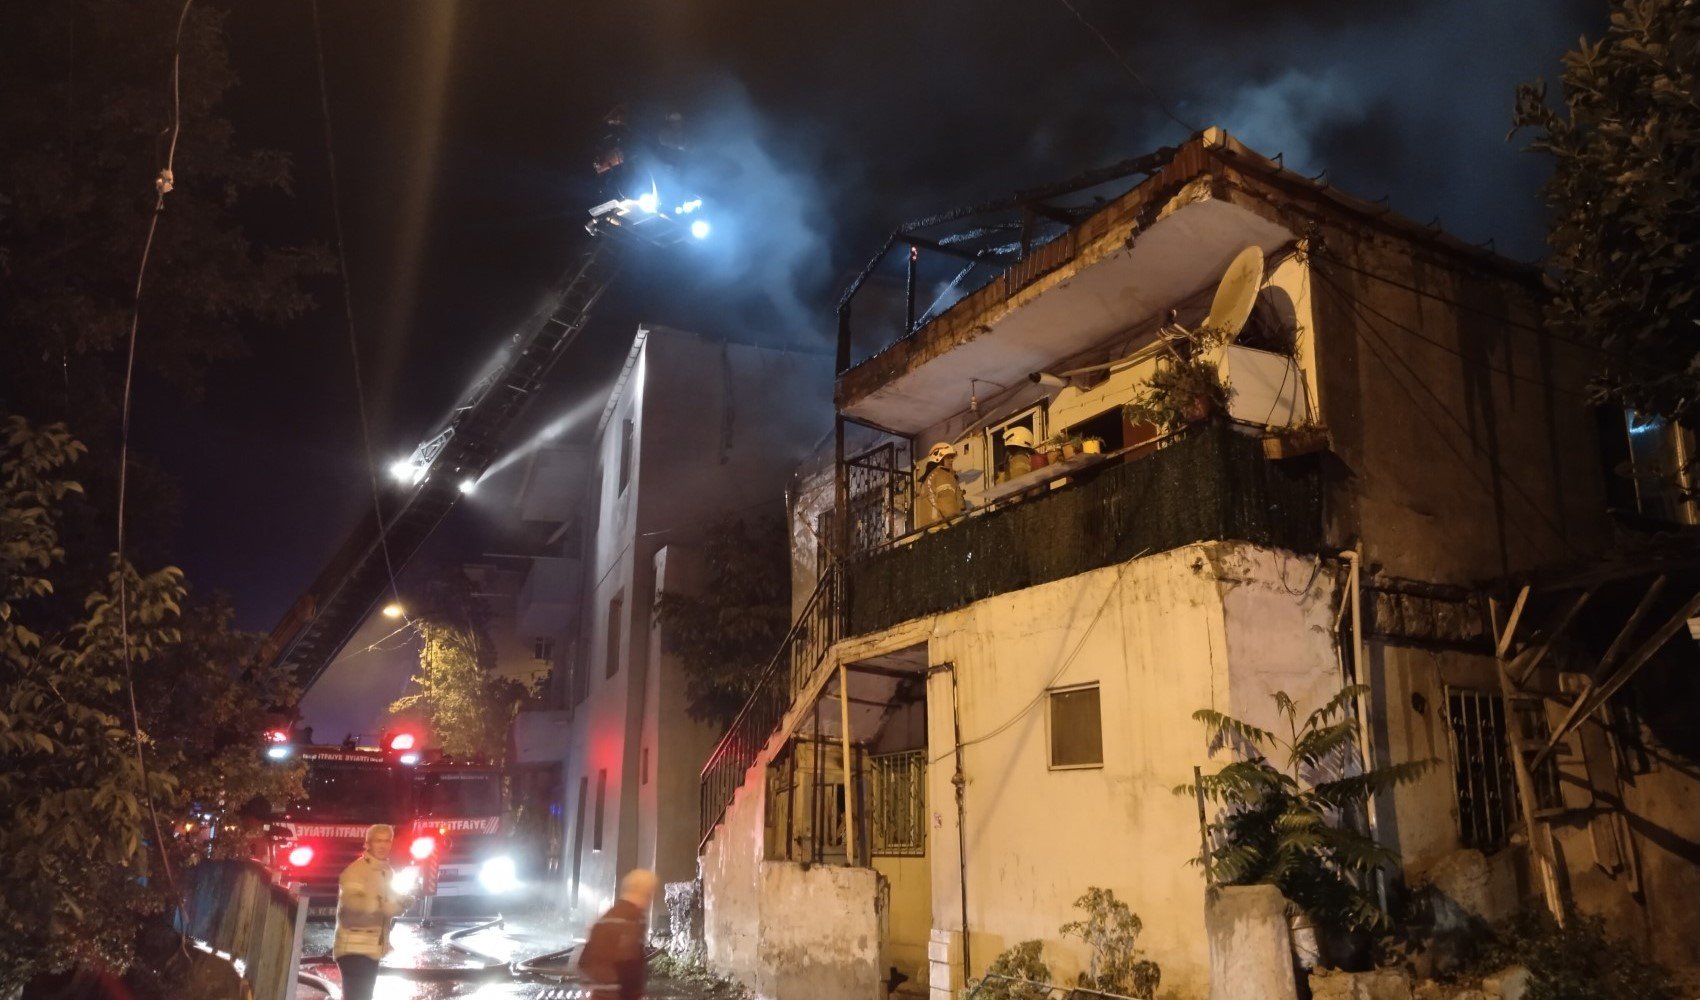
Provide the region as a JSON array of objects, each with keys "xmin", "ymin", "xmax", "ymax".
[
  {"xmin": 391, "ymin": 866, "xmax": 421, "ymax": 894},
  {"xmin": 478, "ymin": 856, "xmax": 519, "ymax": 893}
]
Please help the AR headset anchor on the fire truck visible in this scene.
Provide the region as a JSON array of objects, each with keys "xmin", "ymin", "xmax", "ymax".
[{"xmin": 262, "ymin": 732, "xmax": 515, "ymax": 915}]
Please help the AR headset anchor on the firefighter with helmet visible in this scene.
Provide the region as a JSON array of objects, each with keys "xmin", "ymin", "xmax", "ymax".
[
  {"xmin": 1001, "ymin": 425, "xmax": 1036, "ymax": 481},
  {"xmin": 921, "ymin": 441, "xmax": 967, "ymax": 522}
]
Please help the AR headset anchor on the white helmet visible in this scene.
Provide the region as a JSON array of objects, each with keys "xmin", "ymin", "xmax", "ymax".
[
  {"xmin": 926, "ymin": 442, "xmax": 957, "ymax": 465},
  {"xmin": 1002, "ymin": 426, "xmax": 1034, "ymax": 450}
]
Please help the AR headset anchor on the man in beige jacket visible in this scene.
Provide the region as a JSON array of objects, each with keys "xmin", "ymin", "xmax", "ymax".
[{"xmin": 333, "ymin": 824, "xmax": 415, "ymax": 1000}]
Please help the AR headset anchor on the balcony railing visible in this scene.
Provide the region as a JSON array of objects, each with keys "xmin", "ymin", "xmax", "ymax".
[
  {"xmin": 843, "ymin": 419, "xmax": 1325, "ymax": 637},
  {"xmin": 700, "ymin": 566, "xmax": 844, "ymax": 846}
]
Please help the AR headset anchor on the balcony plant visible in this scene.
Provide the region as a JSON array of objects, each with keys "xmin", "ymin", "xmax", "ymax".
[{"xmin": 1123, "ymin": 355, "xmax": 1231, "ymax": 433}]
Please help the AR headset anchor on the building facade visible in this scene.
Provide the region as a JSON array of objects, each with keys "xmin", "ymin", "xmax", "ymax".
[
  {"xmin": 695, "ymin": 129, "xmax": 1700, "ymax": 999},
  {"xmin": 543, "ymin": 324, "xmax": 832, "ymax": 928}
]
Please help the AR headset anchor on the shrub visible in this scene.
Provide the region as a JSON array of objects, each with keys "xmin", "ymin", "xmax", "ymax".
[
  {"xmin": 1476, "ymin": 909, "xmax": 1677, "ymax": 1000},
  {"xmin": 1177, "ymin": 687, "xmax": 1432, "ymax": 935},
  {"xmin": 971, "ymin": 940, "xmax": 1052, "ymax": 1000},
  {"xmin": 1060, "ymin": 887, "xmax": 1160, "ymax": 999}
]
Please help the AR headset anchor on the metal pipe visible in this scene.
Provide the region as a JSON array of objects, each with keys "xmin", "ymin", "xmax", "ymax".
[
  {"xmin": 905, "ymin": 244, "xmax": 919, "ymax": 333},
  {"xmin": 838, "ymin": 658, "xmax": 857, "ymax": 865},
  {"xmin": 1194, "ymin": 764, "xmax": 1212, "ymax": 887},
  {"xmin": 1338, "ymin": 547, "xmax": 1387, "ymax": 912},
  {"xmin": 929, "ymin": 662, "xmax": 972, "ymax": 983}
]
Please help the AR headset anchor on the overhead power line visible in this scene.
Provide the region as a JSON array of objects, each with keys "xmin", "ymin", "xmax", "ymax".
[{"xmin": 1050, "ymin": 0, "xmax": 1201, "ymax": 138}]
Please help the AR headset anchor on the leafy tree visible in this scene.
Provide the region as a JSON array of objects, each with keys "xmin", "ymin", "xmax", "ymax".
[
  {"xmin": 1177, "ymin": 687, "xmax": 1432, "ymax": 936},
  {"xmin": 0, "ymin": 1, "xmax": 329, "ymax": 609},
  {"xmin": 1060, "ymin": 887, "xmax": 1160, "ymax": 1000},
  {"xmin": 0, "ymin": 0, "xmax": 326, "ymax": 424},
  {"xmin": 139, "ymin": 594, "xmax": 305, "ymax": 861},
  {"xmin": 1512, "ymin": 0, "xmax": 1700, "ymax": 420},
  {"xmin": 655, "ymin": 515, "xmax": 791, "ymax": 728},
  {"xmin": 0, "ymin": 419, "xmax": 179, "ymax": 988},
  {"xmin": 0, "ymin": 418, "xmax": 301, "ymax": 991},
  {"xmin": 389, "ymin": 571, "xmax": 526, "ymax": 762}
]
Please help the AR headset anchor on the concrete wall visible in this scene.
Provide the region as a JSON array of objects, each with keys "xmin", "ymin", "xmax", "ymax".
[
  {"xmin": 555, "ymin": 326, "xmax": 833, "ymax": 932},
  {"xmin": 1369, "ymin": 644, "xmax": 1499, "ymax": 879},
  {"xmin": 703, "ymin": 753, "xmax": 886, "ymax": 1000},
  {"xmin": 912, "ymin": 542, "xmax": 1341, "ymax": 999},
  {"xmin": 874, "ymin": 854, "xmax": 932, "ymax": 990},
  {"xmin": 699, "ymin": 541, "xmax": 1346, "ymax": 1000},
  {"xmin": 1305, "ymin": 222, "xmax": 1610, "ymax": 584}
]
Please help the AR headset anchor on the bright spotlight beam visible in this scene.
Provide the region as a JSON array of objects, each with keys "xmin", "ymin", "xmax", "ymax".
[{"xmin": 690, "ymin": 219, "xmax": 711, "ymax": 240}]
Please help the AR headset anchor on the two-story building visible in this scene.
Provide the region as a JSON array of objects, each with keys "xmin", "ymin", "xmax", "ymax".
[{"xmin": 693, "ymin": 128, "xmax": 1700, "ymax": 1000}]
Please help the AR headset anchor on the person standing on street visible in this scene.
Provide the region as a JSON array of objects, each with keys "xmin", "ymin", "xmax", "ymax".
[
  {"xmin": 333, "ymin": 824, "xmax": 414, "ymax": 1000},
  {"xmin": 577, "ymin": 868, "xmax": 658, "ymax": 1000}
]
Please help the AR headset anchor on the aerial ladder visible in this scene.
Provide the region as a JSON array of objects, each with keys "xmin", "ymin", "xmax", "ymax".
[{"xmin": 258, "ymin": 112, "xmax": 709, "ymax": 693}]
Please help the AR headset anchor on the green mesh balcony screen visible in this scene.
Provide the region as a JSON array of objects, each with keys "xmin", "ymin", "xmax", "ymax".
[{"xmin": 844, "ymin": 421, "xmax": 1325, "ymax": 637}]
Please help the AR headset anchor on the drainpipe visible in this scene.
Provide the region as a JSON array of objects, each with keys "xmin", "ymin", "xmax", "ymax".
[
  {"xmin": 928, "ymin": 663, "xmax": 971, "ymax": 983},
  {"xmin": 1338, "ymin": 546, "xmax": 1387, "ymax": 912},
  {"xmin": 839, "ymin": 657, "xmax": 857, "ymax": 866}
]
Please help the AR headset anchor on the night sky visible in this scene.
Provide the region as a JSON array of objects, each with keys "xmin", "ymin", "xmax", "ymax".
[{"xmin": 144, "ymin": 0, "xmax": 1604, "ymax": 634}]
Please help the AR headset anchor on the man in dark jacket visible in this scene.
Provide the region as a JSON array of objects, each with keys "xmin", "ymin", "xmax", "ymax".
[{"xmin": 578, "ymin": 868, "xmax": 657, "ymax": 999}]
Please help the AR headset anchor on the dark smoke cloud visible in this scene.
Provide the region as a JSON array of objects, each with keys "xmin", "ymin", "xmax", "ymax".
[{"xmin": 184, "ymin": 0, "xmax": 1606, "ymax": 631}]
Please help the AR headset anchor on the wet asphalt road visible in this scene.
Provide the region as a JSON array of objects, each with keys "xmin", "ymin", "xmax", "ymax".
[{"xmin": 295, "ymin": 911, "xmax": 713, "ymax": 1000}]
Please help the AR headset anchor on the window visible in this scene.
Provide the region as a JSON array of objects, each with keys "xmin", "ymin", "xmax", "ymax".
[
  {"xmin": 1445, "ymin": 689, "xmax": 1519, "ymax": 852},
  {"xmin": 570, "ymin": 776, "xmax": 588, "ymax": 895},
  {"xmin": 605, "ymin": 593, "xmax": 624, "ymax": 678},
  {"xmin": 869, "ymin": 749, "xmax": 926, "ymax": 856},
  {"xmin": 618, "ymin": 418, "xmax": 634, "ymax": 495},
  {"xmin": 533, "ymin": 637, "xmax": 554, "ymax": 663},
  {"xmin": 1604, "ymin": 409, "xmax": 1698, "ymax": 524},
  {"xmin": 1048, "ymin": 684, "xmax": 1103, "ymax": 768},
  {"xmin": 593, "ymin": 768, "xmax": 608, "ymax": 851}
]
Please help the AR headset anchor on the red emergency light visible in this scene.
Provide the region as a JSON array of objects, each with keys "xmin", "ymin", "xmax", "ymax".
[
  {"xmin": 388, "ymin": 732, "xmax": 417, "ymax": 752},
  {"xmin": 287, "ymin": 844, "xmax": 315, "ymax": 867},
  {"xmin": 264, "ymin": 729, "xmax": 290, "ymax": 744},
  {"xmin": 408, "ymin": 835, "xmax": 437, "ymax": 861}
]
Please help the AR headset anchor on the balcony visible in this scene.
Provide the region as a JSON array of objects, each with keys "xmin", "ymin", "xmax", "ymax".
[{"xmin": 842, "ymin": 418, "xmax": 1324, "ymax": 637}]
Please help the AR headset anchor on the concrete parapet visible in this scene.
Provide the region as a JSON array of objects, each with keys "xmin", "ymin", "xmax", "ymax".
[{"xmin": 1206, "ymin": 885, "xmax": 1297, "ymax": 1000}]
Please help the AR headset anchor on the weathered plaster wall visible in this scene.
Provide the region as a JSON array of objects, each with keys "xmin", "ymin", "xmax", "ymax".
[
  {"xmin": 874, "ymin": 854, "xmax": 932, "ymax": 989},
  {"xmin": 1304, "ymin": 226, "xmax": 1610, "ymax": 583},
  {"xmin": 917, "ymin": 543, "xmax": 1340, "ymax": 1000},
  {"xmin": 1368, "ymin": 645, "xmax": 1497, "ymax": 878},
  {"xmin": 703, "ymin": 756, "xmax": 886, "ymax": 1000}
]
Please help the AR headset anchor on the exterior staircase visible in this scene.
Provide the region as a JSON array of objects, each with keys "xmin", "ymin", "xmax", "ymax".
[{"xmin": 698, "ymin": 566, "xmax": 844, "ymax": 848}]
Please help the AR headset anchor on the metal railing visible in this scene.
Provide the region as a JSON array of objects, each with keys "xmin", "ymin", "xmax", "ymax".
[
  {"xmin": 965, "ymin": 973, "xmax": 1150, "ymax": 1000},
  {"xmin": 177, "ymin": 860, "xmax": 308, "ymax": 1000},
  {"xmin": 700, "ymin": 567, "xmax": 844, "ymax": 846},
  {"xmin": 869, "ymin": 749, "xmax": 926, "ymax": 856},
  {"xmin": 845, "ymin": 419, "xmax": 1327, "ymax": 637}
]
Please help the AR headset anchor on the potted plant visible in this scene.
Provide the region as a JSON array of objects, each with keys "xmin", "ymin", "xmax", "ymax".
[
  {"xmin": 1081, "ymin": 436, "xmax": 1105, "ymax": 455},
  {"xmin": 1122, "ymin": 356, "xmax": 1232, "ymax": 433}
]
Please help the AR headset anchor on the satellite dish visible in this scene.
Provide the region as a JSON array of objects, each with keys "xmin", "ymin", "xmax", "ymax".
[{"xmin": 1201, "ymin": 245, "xmax": 1265, "ymax": 341}]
